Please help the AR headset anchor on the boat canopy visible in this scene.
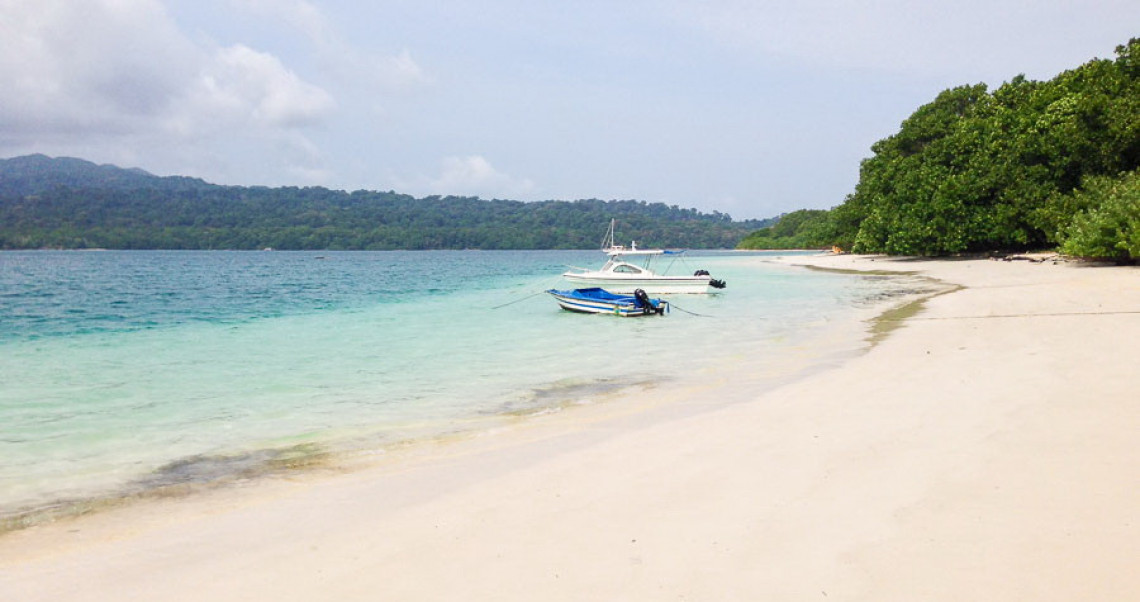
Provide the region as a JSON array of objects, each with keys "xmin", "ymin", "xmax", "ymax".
[{"xmin": 605, "ymin": 247, "xmax": 664, "ymax": 257}]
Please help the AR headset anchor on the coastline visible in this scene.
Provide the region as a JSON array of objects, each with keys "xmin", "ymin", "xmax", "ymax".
[{"xmin": 2, "ymin": 255, "xmax": 1138, "ymax": 600}]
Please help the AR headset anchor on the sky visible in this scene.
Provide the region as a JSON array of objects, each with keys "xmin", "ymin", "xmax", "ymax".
[{"xmin": 1, "ymin": 1, "xmax": 1136, "ymax": 219}]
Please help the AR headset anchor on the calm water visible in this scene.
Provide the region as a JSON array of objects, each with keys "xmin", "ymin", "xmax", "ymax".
[{"xmin": 0, "ymin": 250, "xmax": 924, "ymax": 521}]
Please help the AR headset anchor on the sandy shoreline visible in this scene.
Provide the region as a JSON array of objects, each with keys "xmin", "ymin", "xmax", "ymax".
[{"xmin": 2, "ymin": 255, "xmax": 1138, "ymax": 600}]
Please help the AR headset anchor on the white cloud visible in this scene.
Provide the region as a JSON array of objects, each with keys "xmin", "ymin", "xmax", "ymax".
[
  {"xmin": 427, "ymin": 155, "xmax": 535, "ymax": 199},
  {"xmin": 206, "ymin": 44, "xmax": 335, "ymax": 127},
  {"xmin": 0, "ymin": 0, "xmax": 196, "ymax": 138},
  {"xmin": 377, "ymin": 49, "xmax": 432, "ymax": 89},
  {"xmin": 0, "ymin": 0, "xmax": 335, "ymax": 182},
  {"xmin": 226, "ymin": 0, "xmax": 431, "ymax": 91}
]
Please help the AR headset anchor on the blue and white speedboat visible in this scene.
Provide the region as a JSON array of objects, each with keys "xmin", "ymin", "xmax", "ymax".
[{"xmin": 545, "ymin": 287, "xmax": 669, "ymax": 317}]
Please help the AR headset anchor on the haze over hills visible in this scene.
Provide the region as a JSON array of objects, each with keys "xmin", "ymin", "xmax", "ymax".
[{"xmin": 0, "ymin": 155, "xmax": 773, "ymax": 250}]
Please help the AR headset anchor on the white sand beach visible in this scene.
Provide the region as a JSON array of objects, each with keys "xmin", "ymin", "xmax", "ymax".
[{"xmin": 2, "ymin": 255, "xmax": 1138, "ymax": 601}]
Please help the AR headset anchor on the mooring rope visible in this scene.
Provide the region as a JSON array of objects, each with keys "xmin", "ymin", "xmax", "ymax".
[
  {"xmin": 491, "ymin": 290, "xmax": 548, "ymax": 310},
  {"xmin": 491, "ymin": 277, "xmax": 566, "ymax": 310},
  {"xmin": 667, "ymin": 301, "xmax": 714, "ymax": 318}
]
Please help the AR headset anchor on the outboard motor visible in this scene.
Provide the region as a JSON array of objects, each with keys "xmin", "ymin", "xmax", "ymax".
[
  {"xmin": 695, "ymin": 269, "xmax": 726, "ymax": 289},
  {"xmin": 633, "ymin": 288, "xmax": 663, "ymax": 315},
  {"xmin": 633, "ymin": 288, "xmax": 651, "ymax": 309}
]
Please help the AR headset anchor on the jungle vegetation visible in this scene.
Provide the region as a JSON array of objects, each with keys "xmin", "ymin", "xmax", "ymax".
[
  {"xmin": 0, "ymin": 155, "xmax": 770, "ymax": 250},
  {"xmin": 739, "ymin": 38, "xmax": 1140, "ymax": 260}
]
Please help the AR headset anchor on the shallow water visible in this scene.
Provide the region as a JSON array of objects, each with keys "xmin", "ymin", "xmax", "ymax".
[{"xmin": 0, "ymin": 250, "xmax": 928, "ymax": 521}]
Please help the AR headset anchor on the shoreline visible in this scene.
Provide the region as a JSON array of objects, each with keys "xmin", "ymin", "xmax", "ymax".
[
  {"xmin": 3, "ymin": 255, "xmax": 1138, "ymax": 600},
  {"xmin": 0, "ymin": 254, "xmax": 914, "ymax": 534}
]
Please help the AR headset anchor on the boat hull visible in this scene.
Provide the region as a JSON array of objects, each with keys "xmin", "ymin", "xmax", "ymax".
[{"xmin": 546, "ymin": 288, "xmax": 669, "ymax": 317}]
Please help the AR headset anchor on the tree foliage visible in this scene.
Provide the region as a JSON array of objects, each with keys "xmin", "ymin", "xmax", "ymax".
[
  {"xmin": 1059, "ymin": 168, "xmax": 1140, "ymax": 260},
  {"xmin": 740, "ymin": 38, "xmax": 1140, "ymax": 259},
  {"xmin": 736, "ymin": 209, "xmax": 835, "ymax": 249},
  {"xmin": 0, "ymin": 156, "xmax": 763, "ymax": 250}
]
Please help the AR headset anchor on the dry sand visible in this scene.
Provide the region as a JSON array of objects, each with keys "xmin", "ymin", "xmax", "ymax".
[{"xmin": 2, "ymin": 255, "xmax": 1138, "ymax": 601}]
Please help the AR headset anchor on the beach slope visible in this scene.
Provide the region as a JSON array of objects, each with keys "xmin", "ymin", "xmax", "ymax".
[{"xmin": 2, "ymin": 255, "xmax": 1137, "ymax": 600}]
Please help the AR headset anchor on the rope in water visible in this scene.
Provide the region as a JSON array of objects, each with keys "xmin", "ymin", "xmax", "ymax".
[
  {"xmin": 665, "ymin": 301, "xmax": 714, "ymax": 318},
  {"xmin": 491, "ymin": 290, "xmax": 548, "ymax": 310}
]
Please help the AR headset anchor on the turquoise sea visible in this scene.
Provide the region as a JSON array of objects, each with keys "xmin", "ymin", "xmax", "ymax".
[{"xmin": 0, "ymin": 250, "xmax": 924, "ymax": 524}]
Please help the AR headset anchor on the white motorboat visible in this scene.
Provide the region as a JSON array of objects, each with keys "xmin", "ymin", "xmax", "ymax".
[{"xmin": 561, "ymin": 220, "xmax": 726, "ymax": 294}]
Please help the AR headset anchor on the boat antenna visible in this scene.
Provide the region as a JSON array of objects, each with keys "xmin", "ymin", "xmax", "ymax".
[{"xmin": 601, "ymin": 218, "xmax": 616, "ymax": 250}]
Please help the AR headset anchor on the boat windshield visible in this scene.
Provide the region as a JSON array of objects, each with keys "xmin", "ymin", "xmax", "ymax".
[{"xmin": 600, "ymin": 255, "xmax": 656, "ymax": 274}]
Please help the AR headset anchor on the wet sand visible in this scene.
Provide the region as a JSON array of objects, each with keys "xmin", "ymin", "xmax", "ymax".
[{"xmin": 2, "ymin": 254, "xmax": 1138, "ymax": 601}]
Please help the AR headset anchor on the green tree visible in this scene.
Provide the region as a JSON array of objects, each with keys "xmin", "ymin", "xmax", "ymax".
[
  {"xmin": 1058, "ymin": 169, "xmax": 1140, "ymax": 260},
  {"xmin": 831, "ymin": 38, "xmax": 1140, "ymax": 256}
]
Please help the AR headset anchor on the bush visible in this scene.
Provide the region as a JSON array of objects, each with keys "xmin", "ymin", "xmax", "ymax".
[{"xmin": 1059, "ymin": 169, "xmax": 1140, "ymax": 260}]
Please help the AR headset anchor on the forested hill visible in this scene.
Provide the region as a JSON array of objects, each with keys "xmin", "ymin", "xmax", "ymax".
[
  {"xmin": 0, "ymin": 155, "xmax": 771, "ymax": 250},
  {"xmin": 739, "ymin": 38, "xmax": 1140, "ymax": 260}
]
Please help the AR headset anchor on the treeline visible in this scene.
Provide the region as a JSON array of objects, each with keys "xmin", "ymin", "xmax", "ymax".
[
  {"xmin": 736, "ymin": 209, "xmax": 834, "ymax": 250},
  {"xmin": 740, "ymin": 38, "xmax": 1140, "ymax": 260},
  {"xmin": 0, "ymin": 156, "xmax": 769, "ymax": 250}
]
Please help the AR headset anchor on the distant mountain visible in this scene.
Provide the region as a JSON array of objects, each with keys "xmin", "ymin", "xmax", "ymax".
[
  {"xmin": 0, "ymin": 154, "xmax": 213, "ymax": 196},
  {"xmin": 0, "ymin": 155, "xmax": 774, "ymax": 250}
]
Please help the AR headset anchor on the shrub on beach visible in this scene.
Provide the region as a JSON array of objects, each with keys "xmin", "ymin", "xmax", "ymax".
[{"xmin": 1059, "ymin": 169, "xmax": 1140, "ymax": 260}]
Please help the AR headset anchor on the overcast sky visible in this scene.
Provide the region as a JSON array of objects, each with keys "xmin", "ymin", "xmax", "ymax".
[{"xmin": 1, "ymin": 1, "xmax": 1136, "ymax": 219}]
